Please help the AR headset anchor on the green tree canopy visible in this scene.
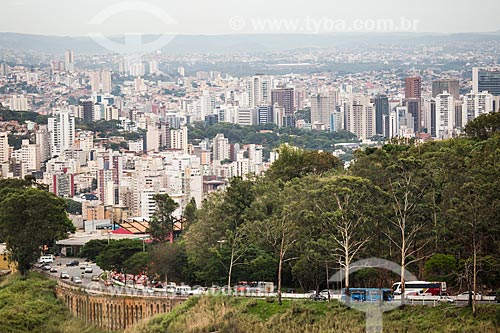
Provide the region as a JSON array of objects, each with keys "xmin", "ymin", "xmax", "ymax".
[
  {"xmin": 148, "ymin": 194, "xmax": 179, "ymax": 243},
  {"xmin": 0, "ymin": 188, "xmax": 75, "ymax": 275}
]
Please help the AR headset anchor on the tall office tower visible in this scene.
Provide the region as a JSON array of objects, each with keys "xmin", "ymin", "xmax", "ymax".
[
  {"xmin": 271, "ymin": 88, "xmax": 295, "ymax": 127},
  {"xmin": 257, "ymin": 105, "xmax": 273, "ymax": 125},
  {"xmin": 405, "ymin": 77, "xmax": 422, "ymax": 99},
  {"xmin": 213, "ymin": 133, "xmax": 230, "ymax": 162},
  {"xmin": 463, "ymin": 91, "xmax": 493, "ymax": 124},
  {"xmin": 432, "ymin": 80, "xmax": 460, "ymax": 100},
  {"xmin": 0, "ymin": 132, "xmax": 9, "ymax": 163},
  {"xmin": 406, "ymin": 98, "xmax": 422, "ymax": 133},
  {"xmin": 473, "ymin": 67, "xmax": 500, "ymax": 95},
  {"xmin": 80, "ymin": 100, "xmax": 94, "ymax": 122},
  {"xmin": 0, "ymin": 63, "xmax": 9, "ymax": 76},
  {"xmin": 237, "ymin": 107, "xmax": 257, "ymax": 126},
  {"xmin": 64, "ymin": 50, "xmax": 75, "ymax": 72},
  {"xmin": 48, "ymin": 110, "xmax": 75, "ymax": 157},
  {"xmin": 345, "ymin": 96, "xmax": 375, "ymax": 140},
  {"xmin": 311, "ymin": 92, "xmax": 336, "ymax": 130},
  {"xmin": 374, "ymin": 94, "xmax": 389, "ymax": 136},
  {"xmin": 9, "ymin": 95, "xmax": 29, "ymax": 111},
  {"xmin": 423, "ymin": 99, "xmax": 437, "ymax": 137},
  {"xmin": 454, "ymin": 101, "xmax": 465, "ymax": 129},
  {"xmin": 35, "ymin": 125, "xmax": 51, "ymax": 163},
  {"xmin": 435, "ymin": 92, "xmax": 455, "ymax": 139},
  {"xmin": 246, "ymin": 75, "xmax": 273, "ymax": 107},
  {"xmin": 473, "ymin": 67, "xmax": 500, "ymax": 112},
  {"xmin": 101, "ymin": 70, "xmax": 112, "ymax": 94}
]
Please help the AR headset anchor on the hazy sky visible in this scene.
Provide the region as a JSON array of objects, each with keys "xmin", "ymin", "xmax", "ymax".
[{"xmin": 2, "ymin": 0, "xmax": 499, "ymax": 36}]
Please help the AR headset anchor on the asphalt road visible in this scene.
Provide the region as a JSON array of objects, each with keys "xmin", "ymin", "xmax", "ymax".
[
  {"xmin": 40, "ymin": 257, "xmax": 104, "ymax": 287},
  {"xmin": 36, "ymin": 258, "xmax": 500, "ymax": 305}
]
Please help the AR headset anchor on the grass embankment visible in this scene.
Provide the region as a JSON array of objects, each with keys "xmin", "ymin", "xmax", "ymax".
[
  {"xmin": 127, "ymin": 296, "xmax": 500, "ymax": 333},
  {"xmin": 0, "ymin": 272, "xmax": 107, "ymax": 333}
]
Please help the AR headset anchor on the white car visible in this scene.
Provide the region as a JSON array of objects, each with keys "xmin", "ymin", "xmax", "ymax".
[{"xmin": 456, "ymin": 291, "xmax": 482, "ymax": 301}]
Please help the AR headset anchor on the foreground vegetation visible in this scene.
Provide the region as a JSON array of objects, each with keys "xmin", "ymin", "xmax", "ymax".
[
  {"xmin": 0, "ymin": 273, "xmax": 106, "ymax": 333},
  {"xmin": 127, "ymin": 296, "xmax": 500, "ymax": 333}
]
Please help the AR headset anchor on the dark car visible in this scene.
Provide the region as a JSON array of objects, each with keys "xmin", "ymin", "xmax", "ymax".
[
  {"xmin": 66, "ymin": 260, "xmax": 79, "ymax": 267},
  {"xmin": 310, "ymin": 293, "xmax": 327, "ymax": 301}
]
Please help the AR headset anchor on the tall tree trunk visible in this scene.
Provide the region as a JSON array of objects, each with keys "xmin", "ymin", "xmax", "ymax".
[
  {"xmin": 228, "ymin": 249, "xmax": 234, "ymax": 296},
  {"xmin": 401, "ymin": 256, "xmax": 406, "ymax": 306},
  {"xmin": 278, "ymin": 252, "xmax": 283, "ymax": 305},
  {"xmin": 472, "ymin": 238, "xmax": 477, "ymax": 316}
]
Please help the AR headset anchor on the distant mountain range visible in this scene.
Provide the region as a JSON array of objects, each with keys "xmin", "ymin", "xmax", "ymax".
[{"xmin": 0, "ymin": 32, "xmax": 500, "ymax": 55}]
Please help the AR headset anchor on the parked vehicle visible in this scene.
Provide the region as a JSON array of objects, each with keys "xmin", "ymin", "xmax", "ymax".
[
  {"xmin": 91, "ymin": 275, "xmax": 100, "ymax": 282},
  {"xmin": 310, "ymin": 293, "xmax": 327, "ymax": 301},
  {"xmin": 175, "ymin": 285, "xmax": 192, "ymax": 295},
  {"xmin": 84, "ymin": 266, "xmax": 93, "ymax": 273},
  {"xmin": 50, "ymin": 267, "xmax": 58, "ymax": 273},
  {"xmin": 41, "ymin": 265, "xmax": 51, "ymax": 271},
  {"xmin": 392, "ymin": 281, "xmax": 446, "ymax": 296},
  {"xmin": 456, "ymin": 291, "xmax": 482, "ymax": 301},
  {"xmin": 342, "ymin": 288, "xmax": 394, "ymax": 302},
  {"xmin": 60, "ymin": 271, "xmax": 70, "ymax": 279},
  {"xmin": 320, "ymin": 289, "xmax": 336, "ymax": 298}
]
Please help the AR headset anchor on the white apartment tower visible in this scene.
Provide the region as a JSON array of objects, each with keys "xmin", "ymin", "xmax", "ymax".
[
  {"xmin": 65, "ymin": 50, "xmax": 75, "ymax": 72},
  {"xmin": 0, "ymin": 132, "xmax": 9, "ymax": 163},
  {"xmin": 170, "ymin": 126, "xmax": 189, "ymax": 154},
  {"xmin": 246, "ymin": 75, "xmax": 273, "ymax": 107},
  {"xmin": 213, "ymin": 133, "xmax": 230, "ymax": 162},
  {"xmin": 48, "ymin": 110, "xmax": 75, "ymax": 157},
  {"xmin": 463, "ymin": 91, "xmax": 493, "ymax": 125},
  {"xmin": 435, "ymin": 92, "xmax": 455, "ymax": 139}
]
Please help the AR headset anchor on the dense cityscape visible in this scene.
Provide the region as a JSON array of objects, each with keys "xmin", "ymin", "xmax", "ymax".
[{"xmin": 1, "ymin": 2, "xmax": 500, "ymax": 333}]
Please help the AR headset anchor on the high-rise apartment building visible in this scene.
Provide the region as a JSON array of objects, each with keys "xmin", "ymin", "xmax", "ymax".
[
  {"xmin": 0, "ymin": 132, "xmax": 9, "ymax": 163},
  {"xmin": 213, "ymin": 133, "xmax": 230, "ymax": 162},
  {"xmin": 311, "ymin": 91, "xmax": 337, "ymax": 130},
  {"xmin": 64, "ymin": 50, "xmax": 75, "ymax": 72},
  {"xmin": 246, "ymin": 75, "xmax": 273, "ymax": 107},
  {"xmin": 463, "ymin": 91, "xmax": 493, "ymax": 124},
  {"xmin": 9, "ymin": 95, "xmax": 29, "ymax": 111},
  {"xmin": 435, "ymin": 92, "xmax": 455, "ymax": 139},
  {"xmin": 48, "ymin": 110, "xmax": 75, "ymax": 157},
  {"xmin": 345, "ymin": 96, "xmax": 375, "ymax": 140}
]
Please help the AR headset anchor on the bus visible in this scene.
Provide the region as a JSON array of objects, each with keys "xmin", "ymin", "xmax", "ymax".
[
  {"xmin": 341, "ymin": 288, "xmax": 394, "ymax": 302},
  {"xmin": 392, "ymin": 281, "xmax": 447, "ymax": 296}
]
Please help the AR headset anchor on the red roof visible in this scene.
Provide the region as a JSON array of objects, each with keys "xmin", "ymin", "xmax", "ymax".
[{"xmin": 112, "ymin": 228, "xmax": 133, "ymax": 235}]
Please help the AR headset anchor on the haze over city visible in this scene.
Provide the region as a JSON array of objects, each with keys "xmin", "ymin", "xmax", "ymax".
[
  {"xmin": 1, "ymin": 1, "xmax": 500, "ymax": 333},
  {"xmin": 2, "ymin": 0, "xmax": 500, "ymax": 36}
]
